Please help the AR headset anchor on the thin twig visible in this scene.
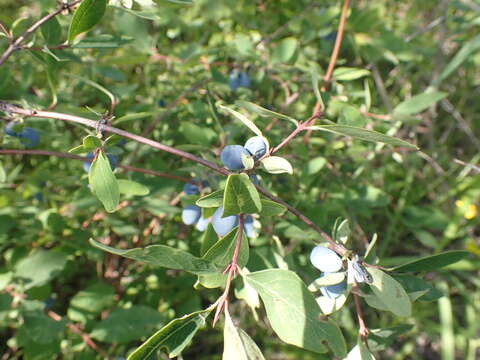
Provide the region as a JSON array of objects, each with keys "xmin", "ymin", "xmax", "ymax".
[
  {"xmin": 454, "ymin": 159, "xmax": 480, "ymax": 173},
  {"xmin": 47, "ymin": 310, "xmax": 108, "ymax": 357},
  {"xmin": 352, "ymin": 284, "xmax": 369, "ymax": 339},
  {"xmin": 0, "ymin": 149, "xmax": 190, "ymax": 182},
  {"xmin": 0, "ymin": 0, "xmax": 82, "ymax": 66}
]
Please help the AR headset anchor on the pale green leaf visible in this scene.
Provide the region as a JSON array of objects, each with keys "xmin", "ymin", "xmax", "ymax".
[
  {"xmin": 308, "ymin": 125, "xmax": 418, "ymax": 149},
  {"xmin": 117, "ymin": 179, "xmax": 150, "ymax": 196},
  {"xmin": 219, "ymin": 105, "xmax": 263, "ymax": 137},
  {"xmin": 258, "ymin": 200, "xmax": 286, "ymax": 216},
  {"xmin": 89, "ymin": 151, "xmax": 119, "ymax": 212},
  {"xmin": 202, "ymin": 228, "xmax": 249, "ymax": 268},
  {"xmin": 196, "ymin": 190, "xmax": 224, "ymax": 208},
  {"xmin": 367, "ymin": 268, "xmax": 411, "ymax": 317},
  {"xmin": 333, "ymin": 67, "xmax": 370, "ymax": 81},
  {"xmin": 394, "ymin": 92, "xmax": 448, "ymax": 115},
  {"xmin": 236, "ymin": 101, "xmax": 298, "ymax": 126},
  {"xmin": 244, "ymin": 269, "xmax": 347, "ymax": 357},
  {"xmin": 260, "ymin": 156, "xmax": 293, "ymax": 174}
]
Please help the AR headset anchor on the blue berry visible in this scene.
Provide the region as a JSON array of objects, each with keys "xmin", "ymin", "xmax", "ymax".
[
  {"xmin": 182, "ymin": 205, "xmax": 201, "ymax": 225},
  {"xmin": 19, "ymin": 127, "xmax": 40, "ymax": 148},
  {"xmin": 183, "ymin": 182, "xmax": 199, "ymax": 195},
  {"xmin": 158, "ymin": 99, "xmax": 166, "ymax": 108},
  {"xmin": 220, "ymin": 145, "xmax": 252, "ymax": 171},
  {"xmin": 244, "ymin": 215, "xmax": 255, "ymax": 238},
  {"xmin": 310, "ymin": 245, "xmax": 343, "ymax": 273},
  {"xmin": 212, "ymin": 206, "xmax": 238, "ymax": 236},
  {"xmin": 195, "ymin": 215, "xmax": 210, "ymax": 232},
  {"xmin": 244, "ymin": 136, "xmax": 267, "ymax": 160},
  {"xmin": 229, "ymin": 70, "xmax": 241, "ymax": 91},
  {"xmin": 238, "ymin": 72, "xmax": 250, "ymax": 88},
  {"xmin": 319, "ymin": 272, "xmax": 346, "ymax": 299}
]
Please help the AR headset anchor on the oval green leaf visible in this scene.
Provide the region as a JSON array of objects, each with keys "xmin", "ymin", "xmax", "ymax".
[{"xmin": 68, "ymin": 0, "xmax": 107, "ymax": 43}]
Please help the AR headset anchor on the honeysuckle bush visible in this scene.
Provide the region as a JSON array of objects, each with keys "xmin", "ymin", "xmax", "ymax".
[{"xmin": 0, "ymin": 0, "xmax": 479, "ymax": 359}]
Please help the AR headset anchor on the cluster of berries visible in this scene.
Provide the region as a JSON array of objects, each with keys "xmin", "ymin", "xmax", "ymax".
[
  {"xmin": 181, "ymin": 182, "xmax": 255, "ymax": 238},
  {"xmin": 310, "ymin": 246, "xmax": 371, "ymax": 299},
  {"xmin": 4, "ymin": 122, "xmax": 40, "ymax": 148},
  {"xmin": 220, "ymin": 136, "xmax": 267, "ymax": 171}
]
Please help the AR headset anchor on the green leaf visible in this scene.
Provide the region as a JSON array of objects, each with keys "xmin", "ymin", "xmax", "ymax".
[
  {"xmin": 258, "ymin": 200, "xmax": 286, "ymax": 216},
  {"xmin": 223, "ymin": 174, "xmax": 262, "ymax": 216},
  {"xmin": 196, "ymin": 190, "xmax": 224, "ymax": 208},
  {"xmin": 127, "ymin": 307, "xmax": 212, "ymax": 360},
  {"xmin": 390, "ymin": 250, "xmax": 470, "ymax": 272},
  {"xmin": 89, "ymin": 238, "xmax": 217, "ymax": 275},
  {"xmin": 0, "ymin": 161, "xmax": 6, "ymax": 183},
  {"xmin": 202, "ymin": 228, "xmax": 249, "ymax": 268},
  {"xmin": 89, "ymin": 151, "xmax": 119, "ymax": 213},
  {"xmin": 367, "ymin": 324, "xmax": 414, "ymax": 352},
  {"xmin": 68, "ymin": 144, "xmax": 86, "ymax": 154},
  {"xmin": 260, "ymin": 156, "xmax": 293, "ymax": 174},
  {"xmin": 236, "ymin": 101, "xmax": 298, "ymax": 126},
  {"xmin": 91, "ymin": 306, "xmax": 163, "ymax": 343},
  {"xmin": 345, "ymin": 342, "xmax": 376, "ymax": 360},
  {"xmin": 367, "ymin": 268, "xmax": 411, "ymax": 317},
  {"xmin": 117, "ymin": 179, "xmax": 150, "ymax": 196},
  {"xmin": 244, "ymin": 269, "xmax": 347, "ymax": 357},
  {"xmin": 223, "ymin": 308, "xmax": 266, "ymax": 360},
  {"xmin": 219, "ymin": 105, "xmax": 263, "ymax": 137},
  {"xmin": 13, "ymin": 250, "xmax": 68, "ymax": 290},
  {"xmin": 334, "ymin": 219, "xmax": 350, "ymax": 244},
  {"xmin": 436, "ymin": 34, "xmax": 480, "ymax": 84},
  {"xmin": 68, "ymin": 282, "xmax": 115, "ymax": 323},
  {"xmin": 272, "ymin": 37, "xmax": 298, "ymax": 63},
  {"xmin": 333, "ymin": 67, "xmax": 370, "ymax": 81},
  {"xmin": 308, "ymin": 273, "xmax": 346, "ymax": 289},
  {"xmin": 82, "ymin": 135, "xmax": 102, "ymax": 151},
  {"xmin": 200, "ymin": 223, "xmax": 218, "ymax": 256},
  {"xmin": 40, "ymin": 15, "xmax": 61, "ymax": 45},
  {"xmin": 68, "ymin": 0, "xmax": 108, "ymax": 42},
  {"xmin": 308, "ymin": 125, "xmax": 418, "ymax": 149},
  {"xmin": 394, "ymin": 92, "xmax": 448, "ymax": 115}
]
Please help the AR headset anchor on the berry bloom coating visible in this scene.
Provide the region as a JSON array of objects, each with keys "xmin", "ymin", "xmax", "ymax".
[
  {"xmin": 182, "ymin": 205, "xmax": 201, "ymax": 225},
  {"xmin": 212, "ymin": 206, "xmax": 238, "ymax": 236},
  {"xmin": 83, "ymin": 153, "xmax": 118, "ymax": 172},
  {"xmin": 19, "ymin": 127, "xmax": 40, "ymax": 148},
  {"xmin": 220, "ymin": 145, "xmax": 251, "ymax": 171},
  {"xmin": 244, "ymin": 136, "xmax": 267, "ymax": 160},
  {"xmin": 4, "ymin": 122, "xmax": 20, "ymax": 137},
  {"xmin": 195, "ymin": 215, "xmax": 210, "ymax": 232},
  {"xmin": 238, "ymin": 72, "xmax": 250, "ymax": 88},
  {"xmin": 310, "ymin": 245, "xmax": 343, "ymax": 273},
  {"xmin": 319, "ymin": 272, "xmax": 347, "ymax": 299},
  {"xmin": 183, "ymin": 182, "xmax": 199, "ymax": 195},
  {"xmin": 244, "ymin": 215, "xmax": 255, "ymax": 238}
]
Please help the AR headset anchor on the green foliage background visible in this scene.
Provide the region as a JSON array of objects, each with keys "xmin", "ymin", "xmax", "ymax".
[{"xmin": 0, "ymin": 0, "xmax": 479, "ymax": 359}]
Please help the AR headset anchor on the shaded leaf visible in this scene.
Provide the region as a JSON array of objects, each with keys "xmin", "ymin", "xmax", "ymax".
[
  {"xmin": 127, "ymin": 307, "xmax": 212, "ymax": 360},
  {"xmin": 236, "ymin": 101, "xmax": 298, "ymax": 126},
  {"xmin": 89, "ymin": 151, "xmax": 119, "ymax": 213},
  {"xmin": 223, "ymin": 174, "xmax": 262, "ymax": 216},
  {"xmin": 219, "ymin": 105, "xmax": 263, "ymax": 137},
  {"xmin": 89, "ymin": 239, "xmax": 217, "ymax": 275},
  {"xmin": 390, "ymin": 250, "xmax": 470, "ymax": 272},
  {"xmin": 394, "ymin": 92, "xmax": 447, "ymax": 115}
]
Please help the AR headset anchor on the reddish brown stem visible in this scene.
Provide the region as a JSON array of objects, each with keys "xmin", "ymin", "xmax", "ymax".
[
  {"xmin": 213, "ymin": 214, "xmax": 245, "ymax": 326},
  {"xmin": 0, "ymin": 149, "xmax": 190, "ymax": 182},
  {"xmin": 47, "ymin": 310, "xmax": 108, "ymax": 357},
  {"xmin": 0, "ymin": 0, "xmax": 82, "ymax": 66},
  {"xmin": 352, "ymin": 285, "xmax": 369, "ymax": 339}
]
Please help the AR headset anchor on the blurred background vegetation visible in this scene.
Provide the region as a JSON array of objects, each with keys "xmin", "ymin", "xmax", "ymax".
[{"xmin": 0, "ymin": 0, "xmax": 479, "ymax": 359}]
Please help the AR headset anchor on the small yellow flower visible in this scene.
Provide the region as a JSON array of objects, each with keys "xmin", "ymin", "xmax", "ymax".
[{"xmin": 465, "ymin": 204, "xmax": 477, "ymax": 220}]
